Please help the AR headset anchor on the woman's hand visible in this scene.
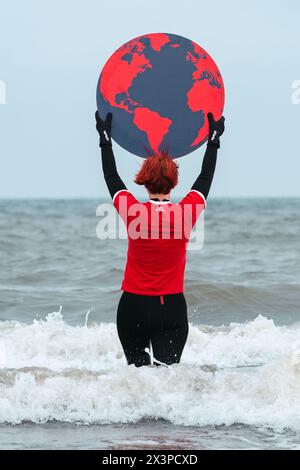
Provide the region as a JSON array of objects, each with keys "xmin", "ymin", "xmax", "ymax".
[
  {"xmin": 95, "ymin": 111, "xmax": 113, "ymax": 147},
  {"xmin": 207, "ymin": 113, "xmax": 225, "ymax": 148}
]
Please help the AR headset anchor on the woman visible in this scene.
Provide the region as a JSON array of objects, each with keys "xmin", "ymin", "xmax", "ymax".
[{"xmin": 95, "ymin": 111, "xmax": 225, "ymax": 367}]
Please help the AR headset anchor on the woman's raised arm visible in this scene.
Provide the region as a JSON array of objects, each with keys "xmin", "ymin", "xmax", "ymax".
[
  {"xmin": 191, "ymin": 113, "xmax": 225, "ymax": 199},
  {"xmin": 95, "ymin": 111, "xmax": 127, "ymax": 199}
]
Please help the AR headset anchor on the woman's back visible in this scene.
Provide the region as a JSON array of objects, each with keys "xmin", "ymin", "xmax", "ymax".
[{"xmin": 114, "ymin": 189, "xmax": 205, "ymax": 295}]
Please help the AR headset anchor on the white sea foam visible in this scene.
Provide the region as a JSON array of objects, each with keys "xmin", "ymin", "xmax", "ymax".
[{"xmin": 1, "ymin": 309, "xmax": 300, "ymax": 428}]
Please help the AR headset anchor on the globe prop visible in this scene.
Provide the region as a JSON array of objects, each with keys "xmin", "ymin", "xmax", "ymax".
[{"xmin": 97, "ymin": 33, "xmax": 225, "ymax": 159}]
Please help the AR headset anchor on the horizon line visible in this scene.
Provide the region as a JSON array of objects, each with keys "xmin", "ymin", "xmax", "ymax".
[{"xmin": 0, "ymin": 195, "xmax": 299, "ymax": 201}]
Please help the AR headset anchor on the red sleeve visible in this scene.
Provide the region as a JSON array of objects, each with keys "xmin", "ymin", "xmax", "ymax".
[
  {"xmin": 113, "ymin": 189, "xmax": 139, "ymax": 226},
  {"xmin": 179, "ymin": 190, "xmax": 206, "ymax": 234}
]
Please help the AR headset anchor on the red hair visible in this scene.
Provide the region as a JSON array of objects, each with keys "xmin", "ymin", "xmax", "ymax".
[{"xmin": 134, "ymin": 151, "xmax": 178, "ymax": 194}]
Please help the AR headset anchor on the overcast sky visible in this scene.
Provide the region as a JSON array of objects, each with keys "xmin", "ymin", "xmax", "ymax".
[{"xmin": 0, "ymin": 0, "xmax": 299, "ymax": 198}]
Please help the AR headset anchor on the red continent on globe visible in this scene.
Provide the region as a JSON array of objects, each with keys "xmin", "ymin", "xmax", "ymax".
[{"xmin": 97, "ymin": 33, "xmax": 225, "ymax": 159}]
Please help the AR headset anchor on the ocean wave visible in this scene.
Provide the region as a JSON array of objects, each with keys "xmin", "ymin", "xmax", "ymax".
[
  {"xmin": 186, "ymin": 282, "xmax": 300, "ymax": 322},
  {"xmin": 1, "ymin": 309, "xmax": 300, "ymax": 428}
]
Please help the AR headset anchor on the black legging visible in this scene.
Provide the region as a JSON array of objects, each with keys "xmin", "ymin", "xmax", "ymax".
[{"xmin": 117, "ymin": 291, "xmax": 189, "ymax": 367}]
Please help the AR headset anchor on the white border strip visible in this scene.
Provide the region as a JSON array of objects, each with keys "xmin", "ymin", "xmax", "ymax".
[
  {"xmin": 148, "ymin": 200, "xmax": 172, "ymax": 205},
  {"xmin": 112, "ymin": 189, "xmax": 130, "ymax": 203},
  {"xmin": 189, "ymin": 190, "xmax": 207, "ymax": 209}
]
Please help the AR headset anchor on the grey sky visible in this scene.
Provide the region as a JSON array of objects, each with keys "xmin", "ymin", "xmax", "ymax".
[{"xmin": 0, "ymin": 0, "xmax": 299, "ymax": 198}]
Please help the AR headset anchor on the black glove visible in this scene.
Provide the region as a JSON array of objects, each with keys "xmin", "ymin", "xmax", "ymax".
[
  {"xmin": 95, "ymin": 111, "xmax": 112, "ymax": 147},
  {"xmin": 207, "ymin": 113, "xmax": 225, "ymax": 148}
]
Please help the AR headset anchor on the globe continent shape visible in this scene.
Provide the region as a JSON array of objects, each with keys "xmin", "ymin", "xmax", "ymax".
[{"xmin": 97, "ymin": 32, "xmax": 225, "ymax": 159}]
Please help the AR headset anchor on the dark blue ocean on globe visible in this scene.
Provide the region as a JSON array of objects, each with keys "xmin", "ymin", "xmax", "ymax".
[{"xmin": 97, "ymin": 32, "xmax": 225, "ymax": 158}]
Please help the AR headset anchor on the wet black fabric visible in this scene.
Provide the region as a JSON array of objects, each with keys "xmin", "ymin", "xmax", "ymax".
[
  {"xmin": 191, "ymin": 143, "xmax": 218, "ymax": 199},
  {"xmin": 97, "ymin": 109, "xmax": 224, "ymax": 201},
  {"xmin": 116, "ymin": 291, "xmax": 189, "ymax": 367},
  {"xmin": 100, "ymin": 145, "xmax": 127, "ymax": 199},
  {"xmin": 101, "ymin": 143, "xmax": 218, "ymax": 201}
]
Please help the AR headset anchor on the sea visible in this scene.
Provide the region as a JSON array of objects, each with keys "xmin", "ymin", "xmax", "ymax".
[{"xmin": 0, "ymin": 197, "xmax": 300, "ymax": 450}]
